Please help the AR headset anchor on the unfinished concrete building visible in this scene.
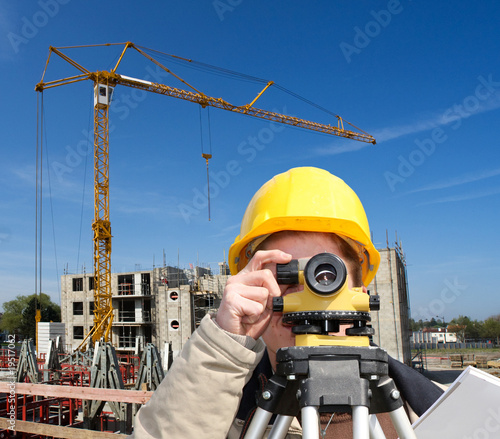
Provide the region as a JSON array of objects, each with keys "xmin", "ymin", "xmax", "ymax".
[
  {"xmin": 368, "ymin": 245, "xmax": 412, "ymax": 366},
  {"xmin": 60, "ymin": 265, "xmax": 227, "ymax": 361}
]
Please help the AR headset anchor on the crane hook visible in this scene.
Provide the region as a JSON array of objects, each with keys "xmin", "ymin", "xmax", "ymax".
[{"xmin": 202, "ymin": 153, "xmax": 212, "ymax": 221}]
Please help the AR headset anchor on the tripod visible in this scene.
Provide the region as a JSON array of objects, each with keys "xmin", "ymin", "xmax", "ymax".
[{"xmin": 243, "ymin": 344, "xmax": 417, "ymax": 439}]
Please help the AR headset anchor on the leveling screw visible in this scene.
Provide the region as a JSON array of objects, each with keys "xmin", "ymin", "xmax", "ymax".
[{"xmin": 390, "ymin": 390, "xmax": 400, "ymax": 400}]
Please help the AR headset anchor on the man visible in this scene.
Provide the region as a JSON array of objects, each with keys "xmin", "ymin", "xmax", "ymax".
[{"xmin": 131, "ymin": 167, "xmax": 442, "ymax": 438}]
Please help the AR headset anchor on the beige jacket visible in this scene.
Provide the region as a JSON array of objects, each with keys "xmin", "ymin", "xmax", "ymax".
[{"xmin": 131, "ymin": 314, "xmax": 279, "ymax": 438}]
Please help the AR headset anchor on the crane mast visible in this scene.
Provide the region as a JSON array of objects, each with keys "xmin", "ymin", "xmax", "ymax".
[
  {"xmin": 35, "ymin": 42, "xmax": 375, "ymax": 348},
  {"xmin": 92, "ymin": 81, "xmax": 113, "ymax": 342}
]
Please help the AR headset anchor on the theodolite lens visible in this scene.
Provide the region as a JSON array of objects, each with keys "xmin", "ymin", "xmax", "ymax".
[
  {"xmin": 304, "ymin": 253, "xmax": 346, "ymax": 295},
  {"xmin": 314, "ymin": 264, "xmax": 337, "ymax": 286}
]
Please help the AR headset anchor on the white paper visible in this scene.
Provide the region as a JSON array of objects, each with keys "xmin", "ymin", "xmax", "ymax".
[{"xmin": 412, "ymin": 366, "xmax": 500, "ymax": 438}]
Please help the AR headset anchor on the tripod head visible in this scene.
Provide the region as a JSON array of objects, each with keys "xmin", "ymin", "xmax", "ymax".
[{"xmin": 273, "ymin": 253, "xmax": 380, "ymax": 347}]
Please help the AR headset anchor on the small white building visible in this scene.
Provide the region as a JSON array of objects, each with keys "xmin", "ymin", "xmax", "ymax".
[
  {"xmin": 412, "ymin": 328, "xmax": 457, "ymax": 344},
  {"xmin": 37, "ymin": 322, "xmax": 65, "ymax": 356}
]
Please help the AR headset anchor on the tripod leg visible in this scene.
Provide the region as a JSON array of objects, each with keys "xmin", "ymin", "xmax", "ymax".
[
  {"xmin": 243, "ymin": 408, "xmax": 273, "ymax": 439},
  {"xmin": 352, "ymin": 406, "xmax": 370, "ymax": 439},
  {"xmin": 268, "ymin": 415, "xmax": 294, "ymax": 439},
  {"xmin": 388, "ymin": 407, "xmax": 417, "ymax": 439},
  {"xmin": 301, "ymin": 406, "xmax": 320, "ymax": 439},
  {"xmin": 368, "ymin": 415, "xmax": 386, "ymax": 439}
]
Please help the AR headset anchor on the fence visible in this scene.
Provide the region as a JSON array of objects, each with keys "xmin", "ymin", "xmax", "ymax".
[{"xmin": 411, "ymin": 342, "xmax": 495, "ymax": 350}]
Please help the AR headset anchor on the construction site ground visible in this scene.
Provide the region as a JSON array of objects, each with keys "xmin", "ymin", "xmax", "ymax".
[{"xmin": 420, "ymin": 350, "xmax": 500, "ymax": 386}]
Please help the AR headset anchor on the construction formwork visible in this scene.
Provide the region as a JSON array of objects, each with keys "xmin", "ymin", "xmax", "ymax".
[{"xmin": 1, "ymin": 338, "xmax": 160, "ymax": 438}]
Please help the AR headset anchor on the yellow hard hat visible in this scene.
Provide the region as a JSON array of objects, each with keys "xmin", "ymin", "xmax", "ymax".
[{"xmin": 228, "ymin": 167, "xmax": 380, "ymax": 285}]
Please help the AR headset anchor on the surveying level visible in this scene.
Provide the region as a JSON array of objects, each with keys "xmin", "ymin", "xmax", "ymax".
[
  {"xmin": 244, "ymin": 253, "xmax": 416, "ymax": 439},
  {"xmin": 273, "ymin": 253, "xmax": 380, "ymax": 347}
]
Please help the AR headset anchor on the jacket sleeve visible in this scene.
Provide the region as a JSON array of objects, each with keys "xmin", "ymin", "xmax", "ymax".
[
  {"xmin": 130, "ymin": 314, "xmax": 266, "ymax": 439},
  {"xmin": 387, "ymin": 355, "xmax": 444, "ymax": 418}
]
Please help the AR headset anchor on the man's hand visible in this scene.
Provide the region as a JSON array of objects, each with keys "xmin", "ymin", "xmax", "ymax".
[{"xmin": 215, "ymin": 250, "xmax": 292, "ymax": 340}]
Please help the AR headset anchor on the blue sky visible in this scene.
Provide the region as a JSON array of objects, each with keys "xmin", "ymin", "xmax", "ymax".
[{"xmin": 0, "ymin": 1, "xmax": 499, "ymax": 323}]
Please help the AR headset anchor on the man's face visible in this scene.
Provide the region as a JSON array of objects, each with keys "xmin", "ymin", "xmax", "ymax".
[{"xmin": 260, "ymin": 231, "xmax": 357, "ymax": 366}]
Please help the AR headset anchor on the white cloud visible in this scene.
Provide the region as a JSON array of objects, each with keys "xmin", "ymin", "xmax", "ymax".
[
  {"xmin": 311, "ymin": 90, "xmax": 500, "ymax": 156},
  {"xmin": 410, "ymin": 168, "xmax": 500, "ymax": 193},
  {"xmin": 417, "ymin": 186, "xmax": 500, "ymax": 206},
  {"xmin": 371, "ymin": 118, "xmax": 442, "ymax": 143},
  {"xmin": 372, "ymin": 90, "xmax": 500, "ymax": 144}
]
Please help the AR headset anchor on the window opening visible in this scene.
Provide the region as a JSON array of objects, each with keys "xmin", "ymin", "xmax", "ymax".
[
  {"xmin": 73, "ymin": 302, "xmax": 83, "ymax": 315},
  {"xmin": 73, "ymin": 326, "xmax": 84, "ymax": 339},
  {"xmin": 72, "ymin": 278, "xmax": 83, "ymax": 291},
  {"xmin": 118, "ymin": 274, "xmax": 134, "ymax": 295}
]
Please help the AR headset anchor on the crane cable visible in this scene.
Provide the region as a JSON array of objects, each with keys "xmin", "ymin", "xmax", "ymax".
[
  {"xmin": 137, "ymin": 46, "xmax": 357, "ymax": 124},
  {"xmin": 36, "ymin": 93, "xmax": 63, "ymax": 321},
  {"xmin": 41, "ymin": 99, "xmax": 61, "ymax": 296},
  {"xmin": 199, "ymin": 106, "xmax": 213, "ymax": 221},
  {"xmin": 76, "ymin": 95, "xmax": 93, "ymax": 273},
  {"xmin": 35, "ymin": 93, "xmax": 42, "ymax": 323}
]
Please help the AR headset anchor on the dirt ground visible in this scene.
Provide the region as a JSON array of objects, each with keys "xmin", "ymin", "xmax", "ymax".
[{"xmin": 419, "ymin": 351, "xmax": 500, "ymax": 386}]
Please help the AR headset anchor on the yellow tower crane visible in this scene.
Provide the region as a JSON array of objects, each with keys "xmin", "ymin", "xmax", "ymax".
[{"xmin": 35, "ymin": 42, "xmax": 375, "ymax": 349}]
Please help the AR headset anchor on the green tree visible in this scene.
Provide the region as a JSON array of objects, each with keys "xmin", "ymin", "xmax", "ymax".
[
  {"xmin": 448, "ymin": 315, "xmax": 484, "ymax": 342},
  {"xmin": 467, "ymin": 319, "xmax": 484, "ymax": 340},
  {"xmin": 448, "ymin": 323, "xmax": 466, "ymax": 342},
  {"xmin": 409, "ymin": 319, "xmax": 425, "ymax": 331},
  {"xmin": 435, "ymin": 318, "xmax": 446, "ymax": 328},
  {"xmin": 20, "ymin": 295, "xmax": 61, "ymax": 339},
  {"xmin": 0, "ymin": 295, "xmax": 30, "ymax": 334},
  {"xmin": 481, "ymin": 315, "xmax": 500, "ymax": 345},
  {"xmin": 448, "ymin": 315, "xmax": 471, "ymax": 342},
  {"xmin": 0, "ymin": 293, "xmax": 61, "ymax": 339}
]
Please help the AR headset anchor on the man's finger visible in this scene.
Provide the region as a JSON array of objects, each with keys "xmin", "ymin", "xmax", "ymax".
[{"xmin": 240, "ymin": 249, "xmax": 292, "ymax": 274}]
